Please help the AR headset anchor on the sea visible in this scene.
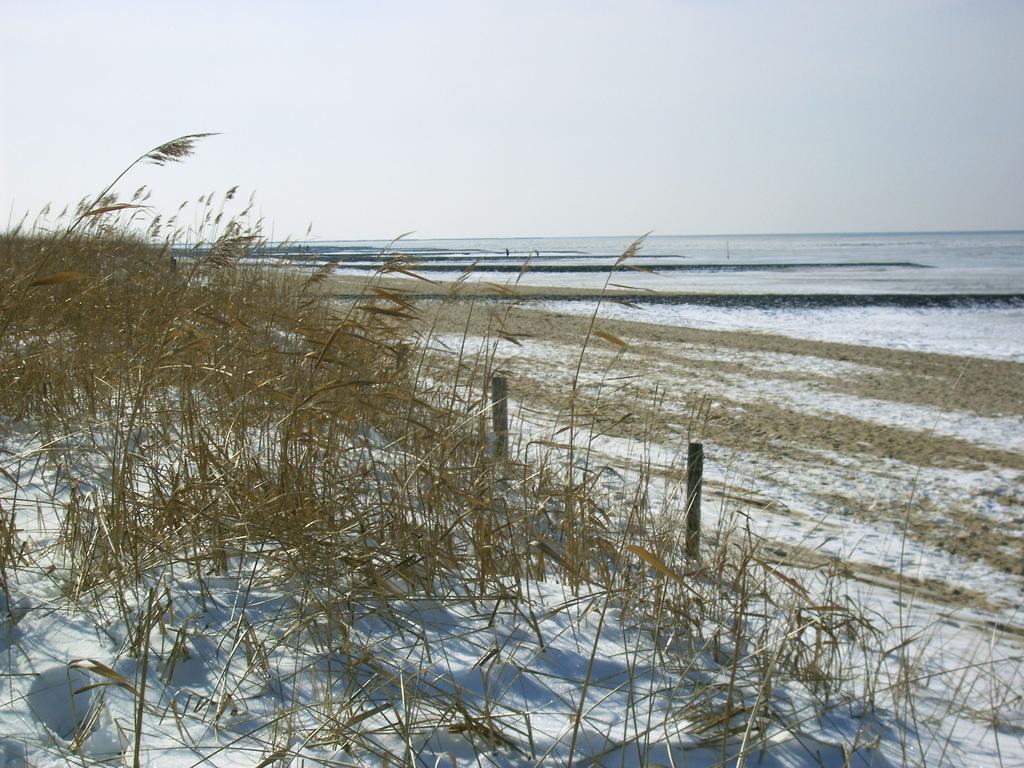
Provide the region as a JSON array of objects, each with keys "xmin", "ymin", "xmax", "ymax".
[{"xmin": 264, "ymin": 231, "xmax": 1024, "ymax": 361}]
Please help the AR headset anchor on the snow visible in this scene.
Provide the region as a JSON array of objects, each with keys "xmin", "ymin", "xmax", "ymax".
[
  {"xmin": 4, "ymin": 293, "xmax": 1024, "ymax": 765},
  {"xmin": 0, "ymin": 419, "xmax": 904, "ymax": 766},
  {"xmin": 419, "ymin": 316, "xmax": 1024, "ymax": 765},
  {"xmin": 537, "ymin": 300, "xmax": 1024, "ymax": 363},
  {"xmin": 0, "ymin": 431, "xmax": 916, "ymax": 766}
]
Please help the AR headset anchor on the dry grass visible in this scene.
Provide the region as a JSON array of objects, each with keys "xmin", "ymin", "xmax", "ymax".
[{"xmin": 0, "ymin": 144, "xmax": 934, "ymax": 765}]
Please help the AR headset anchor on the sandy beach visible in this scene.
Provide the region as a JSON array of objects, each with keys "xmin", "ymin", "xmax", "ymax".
[{"xmin": 321, "ymin": 274, "xmax": 1024, "ymax": 619}]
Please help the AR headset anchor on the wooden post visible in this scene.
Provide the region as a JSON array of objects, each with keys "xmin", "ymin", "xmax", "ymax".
[
  {"xmin": 686, "ymin": 442, "xmax": 703, "ymax": 558},
  {"xmin": 491, "ymin": 374, "xmax": 508, "ymax": 459}
]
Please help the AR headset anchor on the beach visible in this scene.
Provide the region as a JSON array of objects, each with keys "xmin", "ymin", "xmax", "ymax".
[
  {"xmin": 319, "ymin": 270, "xmax": 1024, "ymax": 626},
  {"xmin": 6, "ymin": 2, "xmax": 1023, "ymax": 760},
  {"xmin": 3, "ymin": 235, "xmax": 1022, "ymax": 766}
]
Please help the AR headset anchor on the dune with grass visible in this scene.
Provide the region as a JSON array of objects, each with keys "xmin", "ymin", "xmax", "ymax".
[{"xmin": 1, "ymin": 138, "xmax": 1022, "ymax": 767}]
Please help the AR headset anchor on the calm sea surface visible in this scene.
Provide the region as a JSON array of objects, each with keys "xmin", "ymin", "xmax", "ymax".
[{"xmin": 274, "ymin": 231, "xmax": 1024, "ymax": 298}]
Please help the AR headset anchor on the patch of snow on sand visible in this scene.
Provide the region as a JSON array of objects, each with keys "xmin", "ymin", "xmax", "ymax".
[
  {"xmin": 540, "ymin": 301, "xmax": 1024, "ymax": 362},
  {"xmin": 713, "ymin": 372, "xmax": 1023, "ymax": 453},
  {"xmin": 667, "ymin": 344, "xmax": 888, "ymax": 378},
  {"xmin": 423, "ymin": 327, "xmax": 1024, "ymax": 762}
]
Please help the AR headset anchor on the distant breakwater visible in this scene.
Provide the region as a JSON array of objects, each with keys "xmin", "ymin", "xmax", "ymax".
[{"xmin": 343, "ymin": 261, "xmax": 931, "ymax": 273}]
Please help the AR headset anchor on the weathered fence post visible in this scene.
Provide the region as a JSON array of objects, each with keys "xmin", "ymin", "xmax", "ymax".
[
  {"xmin": 686, "ymin": 442, "xmax": 703, "ymax": 558},
  {"xmin": 491, "ymin": 374, "xmax": 508, "ymax": 459}
]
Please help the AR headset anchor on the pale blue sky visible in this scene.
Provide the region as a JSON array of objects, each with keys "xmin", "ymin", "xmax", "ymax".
[{"xmin": 1, "ymin": 0, "xmax": 1021, "ymax": 238}]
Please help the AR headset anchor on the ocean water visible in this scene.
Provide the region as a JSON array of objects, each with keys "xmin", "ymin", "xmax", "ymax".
[
  {"xmin": 268, "ymin": 231, "xmax": 1024, "ymax": 359},
  {"xmin": 278, "ymin": 230, "xmax": 1024, "ymax": 295}
]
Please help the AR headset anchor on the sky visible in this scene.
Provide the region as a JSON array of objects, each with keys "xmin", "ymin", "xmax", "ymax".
[{"xmin": 1, "ymin": 0, "xmax": 1022, "ymax": 240}]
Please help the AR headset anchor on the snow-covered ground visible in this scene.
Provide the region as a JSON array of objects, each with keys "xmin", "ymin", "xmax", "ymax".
[
  {"xmin": 5, "ymin": 419, "xmax": 1021, "ymax": 767},
  {"xmin": 2, "ymin": 422, "xmax": 930, "ymax": 767},
  {"xmin": 4, "ymin": 268, "xmax": 1023, "ymax": 764},
  {"xmin": 422, "ymin": 298, "xmax": 1024, "ymax": 766},
  {"xmin": 534, "ymin": 300, "xmax": 1024, "ymax": 363}
]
